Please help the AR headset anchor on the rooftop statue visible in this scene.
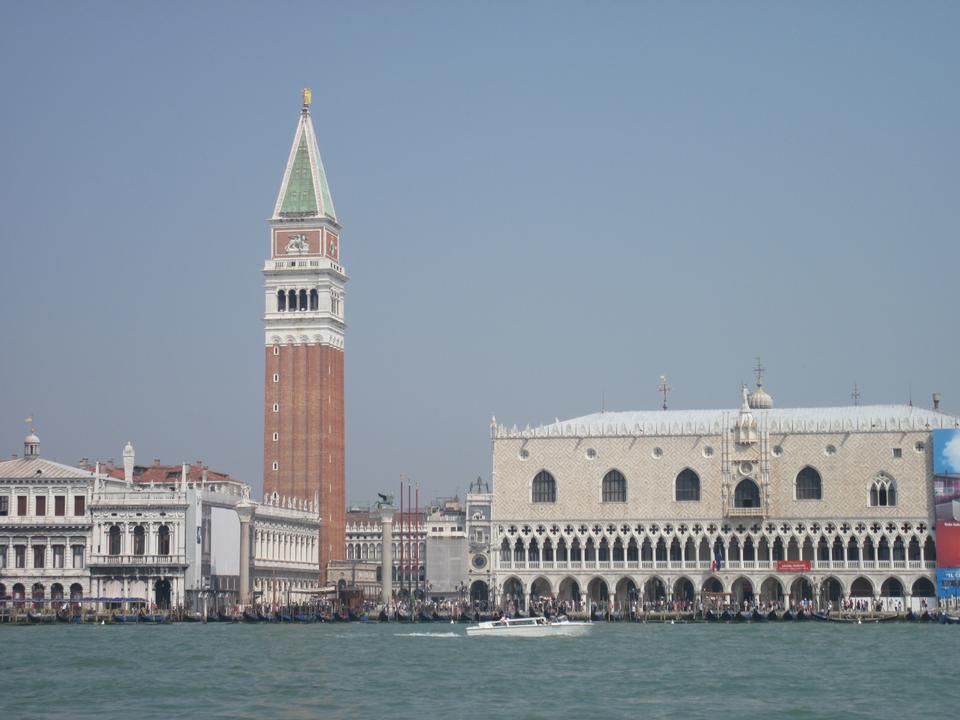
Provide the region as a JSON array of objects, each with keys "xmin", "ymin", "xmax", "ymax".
[{"xmin": 376, "ymin": 492, "xmax": 395, "ymax": 508}]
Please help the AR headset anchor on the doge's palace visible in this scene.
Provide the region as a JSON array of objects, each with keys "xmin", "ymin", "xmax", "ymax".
[{"xmin": 490, "ymin": 381, "xmax": 957, "ymax": 613}]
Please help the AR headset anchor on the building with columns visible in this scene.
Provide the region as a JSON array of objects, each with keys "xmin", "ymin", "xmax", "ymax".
[
  {"xmin": 2, "ymin": 431, "xmax": 321, "ymax": 612},
  {"xmin": 0, "ymin": 431, "xmax": 93, "ymax": 608},
  {"xmin": 490, "ymin": 380, "xmax": 957, "ymax": 613},
  {"xmin": 263, "ymin": 89, "xmax": 347, "ymax": 583}
]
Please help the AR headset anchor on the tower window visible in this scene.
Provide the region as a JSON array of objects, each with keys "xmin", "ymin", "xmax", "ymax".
[
  {"xmin": 272, "ymin": 432, "xmax": 279, "ymax": 442},
  {"xmin": 273, "ymin": 346, "xmax": 280, "ymax": 356},
  {"xmin": 299, "ymin": 289, "xmax": 308, "ymax": 311},
  {"xmin": 310, "ymin": 289, "xmax": 318, "ymax": 311},
  {"xmin": 273, "ymin": 373, "xmax": 279, "ymax": 383},
  {"xmin": 272, "ymin": 462, "xmax": 279, "ymax": 471},
  {"xmin": 273, "ymin": 404, "xmax": 279, "ymax": 413},
  {"xmin": 276, "ymin": 290, "xmax": 286, "ymax": 312}
]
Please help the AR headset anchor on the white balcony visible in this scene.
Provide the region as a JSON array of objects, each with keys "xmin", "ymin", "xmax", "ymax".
[{"xmin": 88, "ymin": 554, "xmax": 186, "ymax": 567}]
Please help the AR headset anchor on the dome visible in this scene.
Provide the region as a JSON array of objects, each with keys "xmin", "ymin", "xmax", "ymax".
[
  {"xmin": 25, "ymin": 432, "xmax": 39, "ymax": 444},
  {"xmin": 748, "ymin": 385, "xmax": 774, "ymax": 409}
]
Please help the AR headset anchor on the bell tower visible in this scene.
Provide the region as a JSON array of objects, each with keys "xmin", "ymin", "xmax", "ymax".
[{"xmin": 263, "ymin": 88, "xmax": 347, "ymax": 582}]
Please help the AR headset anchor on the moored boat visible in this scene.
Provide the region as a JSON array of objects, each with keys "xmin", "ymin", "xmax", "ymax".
[{"xmin": 466, "ymin": 615, "xmax": 592, "ymax": 637}]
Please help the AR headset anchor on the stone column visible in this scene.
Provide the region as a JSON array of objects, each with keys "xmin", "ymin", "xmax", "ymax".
[
  {"xmin": 237, "ymin": 503, "xmax": 254, "ymax": 608},
  {"xmin": 380, "ymin": 508, "xmax": 394, "ymax": 607}
]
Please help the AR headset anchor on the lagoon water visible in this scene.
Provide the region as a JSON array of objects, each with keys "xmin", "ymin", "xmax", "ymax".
[{"xmin": 3, "ymin": 622, "xmax": 957, "ymax": 719}]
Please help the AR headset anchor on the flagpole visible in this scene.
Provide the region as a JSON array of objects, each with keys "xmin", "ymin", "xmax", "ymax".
[
  {"xmin": 415, "ymin": 481, "xmax": 420, "ymax": 599},
  {"xmin": 399, "ymin": 476, "xmax": 404, "ymax": 598},
  {"xmin": 407, "ymin": 481, "xmax": 412, "ymax": 601}
]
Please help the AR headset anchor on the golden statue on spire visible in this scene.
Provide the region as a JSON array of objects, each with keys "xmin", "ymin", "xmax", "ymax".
[{"xmin": 302, "ymin": 87, "xmax": 312, "ymax": 107}]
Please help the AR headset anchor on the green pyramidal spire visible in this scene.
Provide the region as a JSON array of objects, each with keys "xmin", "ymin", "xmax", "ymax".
[{"xmin": 273, "ymin": 92, "xmax": 337, "ymax": 222}]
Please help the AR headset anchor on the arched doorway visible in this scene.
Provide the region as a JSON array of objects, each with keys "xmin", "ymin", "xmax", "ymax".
[
  {"xmin": 12, "ymin": 583, "xmax": 25, "ymax": 608},
  {"xmin": 70, "ymin": 583, "xmax": 83, "ymax": 606},
  {"xmin": 502, "ymin": 577, "xmax": 524, "ymax": 611},
  {"xmin": 821, "ymin": 577, "xmax": 844, "ymax": 607},
  {"xmin": 50, "ymin": 583, "xmax": 64, "ymax": 610},
  {"xmin": 673, "ymin": 577, "xmax": 695, "ymax": 603},
  {"xmin": 644, "ymin": 577, "xmax": 666, "ymax": 604},
  {"xmin": 587, "ymin": 577, "xmax": 609, "ymax": 608},
  {"xmin": 557, "ymin": 577, "xmax": 580, "ymax": 605},
  {"xmin": 702, "ymin": 576, "xmax": 723, "ymax": 594},
  {"xmin": 911, "ymin": 577, "xmax": 935, "ymax": 598},
  {"xmin": 789, "ymin": 577, "xmax": 814, "ymax": 606},
  {"xmin": 31, "ymin": 583, "xmax": 44, "ymax": 609},
  {"xmin": 154, "ymin": 579, "xmax": 172, "ymax": 609},
  {"xmin": 469, "ymin": 580, "xmax": 489, "ymax": 608},
  {"xmin": 880, "ymin": 577, "xmax": 903, "ymax": 597},
  {"xmin": 849, "ymin": 576, "xmax": 873, "ymax": 597},
  {"xmin": 530, "ymin": 576, "xmax": 551, "ymax": 600},
  {"xmin": 760, "ymin": 577, "xmax": 784, "ymax": 606},
  {"xmin": 615, "ymin": 577, "xmax": 638, "ymax": 610},
  {"xmin": 730, "ymin": 577, "xmax": 753, "ymax": 606}
]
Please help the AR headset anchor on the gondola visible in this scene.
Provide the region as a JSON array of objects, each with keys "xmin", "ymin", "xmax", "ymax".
[
  {"xmin": 242, "ymin": 609, "xmax": 262, "ymax": 623},
  {"xmin": 348, "ymin": 609, "xmax": 363, "ymax": 622},
  {"xmin": 216, "ymin": 611, "xmax": 241, "ymax": 623},
  {"xmin": 938, "ymin": 613, "xmax": 960, "ymax": 625},
  {"xmin": 181, "ymin": 612, "xmax": 203, "ymax": 622},
  {"xmin": 378, "ymin": 609, "xmax": 389, "ymax": 622},
  {"xmin": 140, "ymin": 612, "xmax": 170, "ymax": 624},
  {"xmin": 257, "ymin": 610, "xmax": 279, "ymax": 623},
  {"xmin": 112, "ymin": 613, "xmax": 140, "ymax": 623},
  {"xmin": 56, "ymin": 610, "xmax": 83, "ymax": 623},
  {"xmin": 766, "ymin": 610, "xmax": 780, "ymax": 621},
  {"xmin": 27, "ymin": 612, "xmax": 56, "ymax": 624},
  {"xmin": 277, "ymin": 611, "xmax": 294, "ymax": 622},
  {"xmin": 293, "ymin": 613, "xmax": 317, "ymax": 623},
  {"xmin": 417, "ymin": 612, "xmax": 434, "ymax": 623},
  {"xmin": 704, "ymin": 610, "xmax": 720, "ymax": 623},
  {"xmin": 720, "ymin": 610, "xmax": 734, "ymax": 622}
]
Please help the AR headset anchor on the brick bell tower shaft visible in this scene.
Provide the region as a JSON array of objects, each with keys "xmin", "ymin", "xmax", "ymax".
[{"xmin": 263, "ymin": 88, "xmax": 347, "ymax": 584}]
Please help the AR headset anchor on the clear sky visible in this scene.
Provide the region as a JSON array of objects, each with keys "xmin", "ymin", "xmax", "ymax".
[{"xmin": 1, "ymin": 1, "xmax": 957, "ymax": 506}]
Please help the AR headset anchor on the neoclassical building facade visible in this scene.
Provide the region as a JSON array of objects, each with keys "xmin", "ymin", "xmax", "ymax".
[{"xmin": 490, "ymin": 388, "xmax": 957, "ymax": 612}]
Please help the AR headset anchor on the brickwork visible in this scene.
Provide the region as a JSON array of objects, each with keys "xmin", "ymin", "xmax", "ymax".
[{"xmin": 263, "ymin": 344, "xmax": 344, "ymax": 583}]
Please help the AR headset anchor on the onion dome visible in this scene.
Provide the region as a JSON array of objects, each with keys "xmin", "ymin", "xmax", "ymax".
[{"xmin": 748, "ymin": 383, "xmax": 774, "ymax": 410}]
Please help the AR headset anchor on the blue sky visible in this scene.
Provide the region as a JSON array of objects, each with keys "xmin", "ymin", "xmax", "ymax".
[{"xmin": 1, "ymin": 1, "xmax": 958, "ymax": 504}]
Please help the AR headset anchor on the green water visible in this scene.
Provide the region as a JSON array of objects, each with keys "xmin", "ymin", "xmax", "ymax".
[{"xmin": 2, "ymin": 622, "xmax": 956, "ymax": 719}]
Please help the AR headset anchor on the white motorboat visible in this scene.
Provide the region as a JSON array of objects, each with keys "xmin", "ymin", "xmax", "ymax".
[{"xmin": 465, "ymin": 615, "xmax": 592, "ymax": 637}]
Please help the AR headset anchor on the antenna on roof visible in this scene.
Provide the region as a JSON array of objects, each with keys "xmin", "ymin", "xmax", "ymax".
[
  {"xmin": 908, "ymin": 382, "xmax": 913, "ymax": 407},
  {"xmin": 658, "ymin": 376, "xmax": 671, "ymax": 411},
  {"xmin": 601, "ymin": 390, "xmax": 605, "ymax": 414},
  {"xmin": 851, "ymin": 383, "xmax": 861, "ymax": 407}
]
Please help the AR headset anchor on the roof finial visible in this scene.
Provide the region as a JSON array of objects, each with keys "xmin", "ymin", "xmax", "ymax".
[
  {"xmin": 753, "ymin": 357, "xmax": 765, "ymax": 388},
  {"xmin": 851, "ymin": 382, "xmax": 861, "ymax": 407},
  {"xmin": 658, "ymin": 375, "xmax": 671, "ymax": 411},
  {"xmin": 302, "ymin": 87, "xmax": 312, "ymax": 110}
]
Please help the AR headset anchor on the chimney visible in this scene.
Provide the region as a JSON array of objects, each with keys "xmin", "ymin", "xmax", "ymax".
[
  {"xmin": 933, "ymin": 393, "xmax": 941, "ymax": 411},
  {"xmin": 153, "ymin": 459, "xmax": 161, "ymax": 466}
]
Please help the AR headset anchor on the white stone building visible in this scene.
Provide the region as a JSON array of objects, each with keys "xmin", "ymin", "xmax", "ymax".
[
  {"xmin": 490, "ymin": 384, "xmax": 958, "ymax": 613},
  {"xmin": 0, "ymin": 432, "xmax": 93, "ymax": 608},
  {"xmin": 2, "ymin": 432, "xmax": 322, "ymax": 613}
]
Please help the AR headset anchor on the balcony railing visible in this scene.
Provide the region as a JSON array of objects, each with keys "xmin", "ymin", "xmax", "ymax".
[{"xmin": 88, "ymin": 554, "xmax": 186, "ymax": 567}]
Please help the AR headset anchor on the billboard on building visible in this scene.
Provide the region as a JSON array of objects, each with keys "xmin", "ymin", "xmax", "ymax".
[
  {"xmin": 933, "ymin": 429, "xmax": 960, "ymax": 521},
  {"xmin": 936, "ymin": 520, "xmax": 960, "ymax": 599}
]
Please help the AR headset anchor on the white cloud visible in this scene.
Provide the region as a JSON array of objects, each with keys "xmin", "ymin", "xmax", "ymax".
[{"xmin": 943, "ymin": 434, "xmax": 960, "ymax": 474}]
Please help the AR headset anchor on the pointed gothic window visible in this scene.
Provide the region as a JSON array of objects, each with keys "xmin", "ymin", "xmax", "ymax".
[
  {"xmin": 734, "ymin": 479, "xmax": 761, "ymax": 508},
  {"xmin": 795, "ymin": 466, "xmax": 823, "ymax": 500},
  {"xmin": 675, "ymin": 469, "xmax": 701, "ymax": 502},
  {"xmin": 601, "ymin": 470, "xmax": 626, "ymax": 503},
  {"xmin": 870, "ymin": 474, "xmax": 896, "ymax": 506},
  {"xmin": 532, "ymin": 471, "xmax": 556, "ymax": 503}
]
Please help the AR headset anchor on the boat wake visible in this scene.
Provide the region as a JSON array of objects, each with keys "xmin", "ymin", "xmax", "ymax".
[{"xmin": 394, "ymin": 631, "xmax": 460, "ymax": 638}]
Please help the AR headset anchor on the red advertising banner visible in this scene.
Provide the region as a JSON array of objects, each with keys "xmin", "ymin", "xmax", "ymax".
[
  {"xmin": 776, "ymin": 560, "xmax": 811, "ymax": 572},
  {"xmin": 936, "ymin": 520, "xmax": 960, "ymax": 569}
]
